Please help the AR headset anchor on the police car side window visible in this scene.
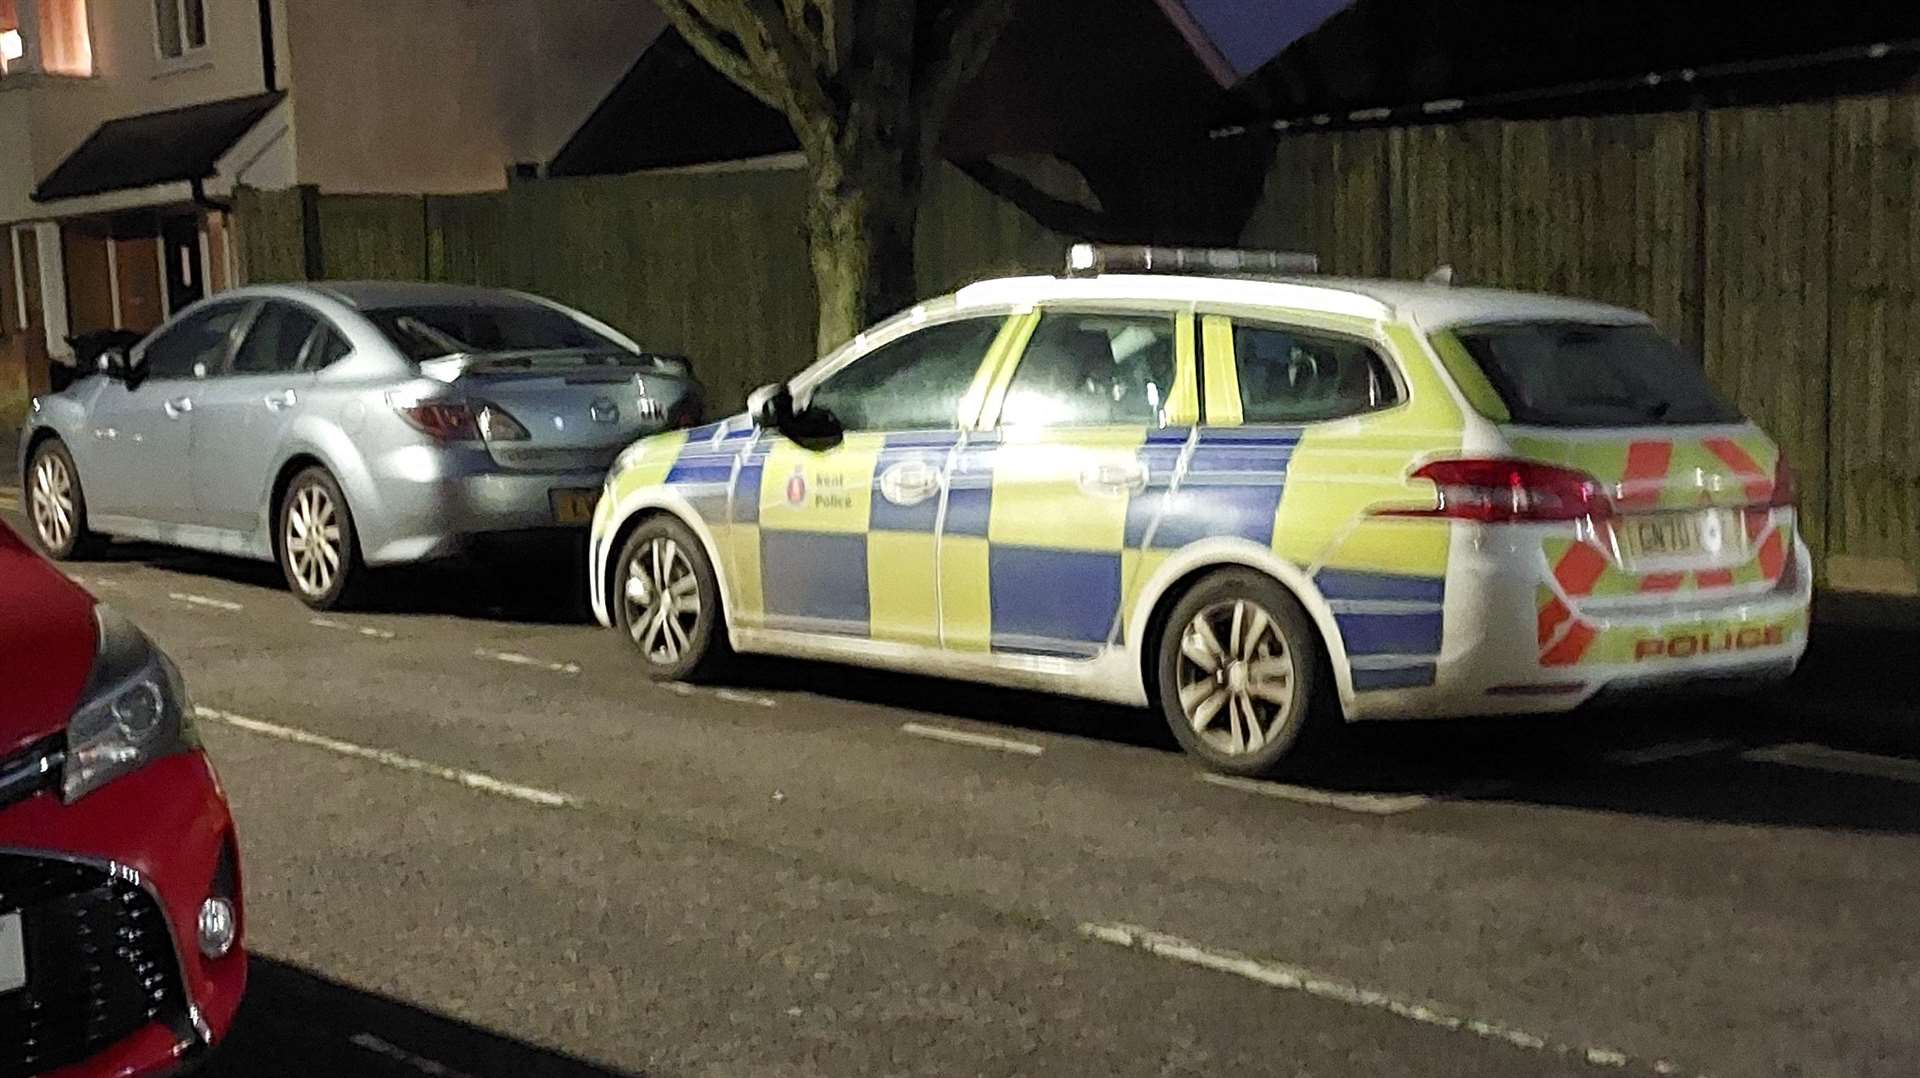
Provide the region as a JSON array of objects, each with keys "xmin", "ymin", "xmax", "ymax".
[
  {"xmin": 1233, "ymin": 324, "xmax": 1399, "ymax": 423},
  {"xmin": 1000, "ymin": 312, "xmax": 1178, "ymax": 428},
  {"xmin": 808, "ymin": 317, "xmax": 1004, "ymax": 431}
]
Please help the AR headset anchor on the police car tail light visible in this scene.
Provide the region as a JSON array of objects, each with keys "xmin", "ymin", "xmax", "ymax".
[
  {"xmin": 1769, "ymin": 450, "xmax": 1796, "ymax": 508},
  {"xmin": 1391, "ymin": 458, "xmax": 1614, "ymax": 523}
]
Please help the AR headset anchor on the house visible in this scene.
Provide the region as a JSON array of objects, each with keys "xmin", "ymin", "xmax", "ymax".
[{"xmin": 0, "ymin": 0, "xmax": 660, "ymax": 424}]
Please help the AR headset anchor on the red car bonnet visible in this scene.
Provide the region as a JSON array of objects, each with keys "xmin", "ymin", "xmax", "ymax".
[{"xmin": 0, "ymin": 522, "xmax": 97, "ymax": 755}]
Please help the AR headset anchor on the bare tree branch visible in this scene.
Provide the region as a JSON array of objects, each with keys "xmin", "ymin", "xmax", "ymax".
[
  {"xmin": 651, "ymin": 0, "xmax": 784, "ymax": 111},
  {"xmin": 913, "ymin": 0, "xmax": 1016, "ymax": 163},
  {"xmin": 958, "ymin": 159, "xmax": 1126, "ymax": 242}
]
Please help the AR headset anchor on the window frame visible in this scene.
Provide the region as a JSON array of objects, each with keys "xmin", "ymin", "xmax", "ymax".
[
  {"xmin": 800, "ymin": 312, "xmax": 1014, "ymax": 434},
  {"xmin": 1200, "ymin": 312, "xmax": 1411, "ymax": 428},
  {"xmin": 977, "ymin": 303, "xmax": 1192, "ymax": 431},
  {"xmin": 136, "ymin": 298, "xmax": 253, "ymax": 381},
  {"xmin": 152, "ymin": 0, "xmax": 207, "ymax": 65},
  {"xmin": 227, "ymin": 299, "xmax": 328, "ymax": 378}
]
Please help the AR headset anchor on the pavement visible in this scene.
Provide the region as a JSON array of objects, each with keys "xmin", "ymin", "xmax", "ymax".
[{"xmin": 2, "ymin": 492, "xmax": 1918, "ymax": 1077}]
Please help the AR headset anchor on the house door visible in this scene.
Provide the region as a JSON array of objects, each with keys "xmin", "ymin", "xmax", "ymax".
[{"xmin": 161, "ymin": 215, "xmax": 205, "ymax": 314}]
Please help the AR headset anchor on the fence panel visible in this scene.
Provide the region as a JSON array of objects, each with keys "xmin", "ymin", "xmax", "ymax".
[
  {"xmin": 232, "ymin": 186, "xmax": 310, "ymax": 284},
  {"xmin": 1704, "ymin": 103, "xmax": 1834, "ymax": 572},
  {"xmin": 319, "ymin": 195, "xmax": 427, "ymax": 281},
  {"xmin": 1240, "ymin": 130, "xmax": 1392, "ymax": 275},
  {"xmin": 426, "ymin": 193, "xmax": 510, "ymax": 287},
  {"xmin": 1391, "ymin": 121, "xmax": 1506, "ymax": 282},
  {"xmin": 1827, "ymin": 94, "xmax": 1920, "ymax": 595}
]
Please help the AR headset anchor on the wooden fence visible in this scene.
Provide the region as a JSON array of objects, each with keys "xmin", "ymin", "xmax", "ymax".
[
  {"xmin": 1243, "ymin": 95, "xmax": 1920, "ymax": 594},
  {"xmin": 233, "ymin": 163, "xmax": 1065, "ymax": 412},
  {"xmin": 232, "ymin": 93, "xmax": 1919, "ymax": 593}
]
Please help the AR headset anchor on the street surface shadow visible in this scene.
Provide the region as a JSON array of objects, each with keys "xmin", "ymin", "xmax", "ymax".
[
  {"xmin": 78, "ymin": 534, "xmax": 596, "ymax": 627},
  {"xmin": 203, "ymin": 955, "xmax": 641, "ymax": 1077}
]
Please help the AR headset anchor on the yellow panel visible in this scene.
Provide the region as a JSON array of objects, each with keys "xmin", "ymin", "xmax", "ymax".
[
  {"xmin": 868, "ymin": 531, "xmax": 939, "ymax": 646},
  {"xmin": 754, "ymin": 432, "xmax": 882, "ymax": 534},
  {"xmin": 1200, "ymin": 315, "xmax": 1243, "ymax": 425},
  {"xmin": 1427, "ymin": 329, "xmax": 1512, "ymax": 422},
  {"xmin": 1120, "ymin": 546, "xmax": 1173, "ymax": 637},
  {"xmin": 607, "ymin": 431, "xmax": 690, "ymax": 502},
  {"xmin": 957, "ymin": 312, "xmax": 1035, "ymax": 429},
  {"xmin": 986, "ymin": 427, "xmax": 1147, "ymax": 551},
  {"xmin": 975, "ymin": 312, "xmax": 1041, "ymax": 428},
  {"xmin": 939, "ymin": 535, "xmax": 993, "ymax": 652},
  {"xmin": 1164, "ymin": 311, "xmax": 1200, "ymax": 426},
  {"xmin": 729, "ymin": 523, "xmax": 765, "ymax": 625}
]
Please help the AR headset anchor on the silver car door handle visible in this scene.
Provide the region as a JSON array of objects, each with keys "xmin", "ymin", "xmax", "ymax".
[
  {"xmin": 264, "ymin": 389, "xmax": 298, "ymax": 412},
  {"xmin": 163, "ymin": 396, "xmax": 194, "ymax": 418},
  {"xmin": 1079, "ymin": 460, "xmax": 1147, "ymax": 496}
]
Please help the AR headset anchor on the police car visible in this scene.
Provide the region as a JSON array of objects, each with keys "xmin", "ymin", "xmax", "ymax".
[{"xmin": 587, "ymin": 245, "xmax": 1811, "ymax": 775}]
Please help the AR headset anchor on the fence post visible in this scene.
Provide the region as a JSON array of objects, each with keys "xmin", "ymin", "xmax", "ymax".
[{"xmin": 297, "ymin": 184, "xmax": 324, "ymax": 281}]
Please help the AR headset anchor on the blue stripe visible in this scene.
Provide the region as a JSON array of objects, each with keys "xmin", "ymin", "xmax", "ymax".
[
  {"xmin": 883, "ymin": 431, "xmax": 962, "ymax": 449},
  {"xmin": 1148, "ymin": 485, "xmax": 1285, "ymax": 548},
  {"xmin": 761, "ymin": 531, "xmax": 869, "ymax": 632},
  {"xmin": 1351, "ymin": 663, "xmax": 1437, "ymax": 691},
  {"xmin": 945, "ymin": 485, "xmax": 992, "ymax": 536},
  {"xmin": 734, "ymin": 461, "xmax": 764, "ymax": 524},
  {"xmin": 720, "ymin": 424, "xmax": 755, "ymax": 442},
  {"xmin": 1196, "ymin": 428, "xmax": 1304, "ymax": 446},
  {"xmin": 1145, "ymin": 426, "xmax": 1193, "ymax": 445},
  {"xmin": 1336, "ymin": 611, "xmax": 1444, "ymax": 656},
  {"xmin": 1316, "ymin": 570, "xmax": 1446, "ymax": 604},
  {"xmin": 666, "ymin": 458, "xmax": 735, "ymax": 486},
  {"xmin": 1186, "ymin": 449, "xmax": 1293, "ymax": 478},
  {"xmin": 989, "ymin": 546, "xmax": 1120, "ymax": 653},
  {"xmin": 869, "ymin": 447, "xmax": 947, "ymax": 533},
  {"xmin": 682, "ymin": 421, "xmax": 726, "ymax": 444}
]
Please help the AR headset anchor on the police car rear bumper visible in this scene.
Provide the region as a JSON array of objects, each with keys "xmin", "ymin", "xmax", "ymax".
[{"xmin": 1344, "ymin": 534, "xmax": 1814, "ymax": 722}]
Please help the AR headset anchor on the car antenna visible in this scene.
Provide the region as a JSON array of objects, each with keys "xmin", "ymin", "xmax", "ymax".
[{"xmin": 1425, "ymin": 264, "xmax": 1457, "ymax": 286}]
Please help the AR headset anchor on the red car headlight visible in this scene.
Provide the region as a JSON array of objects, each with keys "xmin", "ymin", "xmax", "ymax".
[{"xmin": 63, "ymin": 605, "xmax": 198, "ymax": 802}]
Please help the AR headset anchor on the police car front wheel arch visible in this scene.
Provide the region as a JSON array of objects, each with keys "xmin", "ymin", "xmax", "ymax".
[
  {"xmin": 613, "ymin": 515, "xmax": 729, "ymax": 681},
  {"xmin": 1156, "ymin": 570, "xmax": 1325, "ymax": 776}
]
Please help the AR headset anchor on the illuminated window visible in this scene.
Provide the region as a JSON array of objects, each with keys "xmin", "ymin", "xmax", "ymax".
[
  {"xmin": 1, "ymin": 0, "xmax": 93, "ymax": 77},
  {"xmin": 0, "ymin": 0, "xmax": 22, "ymax": 75},
  {"xmin": 154, "ymin": 0, "xmax": 205, "ymax": 60}
]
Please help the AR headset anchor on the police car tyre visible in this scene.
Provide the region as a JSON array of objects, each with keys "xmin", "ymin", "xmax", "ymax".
[
  {"xmin": 614, "ymin": 515, "xmax": 729, "ymax": 681},
  {"xmin": 278, "ymin": 467, "xmax": 362, "ymax": 611},
  {"xmin": 1156, "ymin": 570, "xmax": 1324, "ymax": 777},
  {"xmin": 26, "ymin": 439, "xmax": 101, "ymax": 560}
]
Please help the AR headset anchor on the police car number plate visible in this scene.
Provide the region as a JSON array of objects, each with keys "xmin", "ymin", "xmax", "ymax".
[
  {"xmin": 550, "ymin": 489, "xmax": 600, "ymax": 525},
  {"xmin": 0, "ymin": 911, "xmax": 24, "ymax": 994},
  {"xmin": 1620, "ymin": 508, "xmax": 1737, "ymax": 563}
]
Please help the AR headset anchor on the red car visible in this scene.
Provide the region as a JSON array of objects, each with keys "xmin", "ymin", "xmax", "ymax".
[{"xmin": 1, "ymin": 520, "xmax": 244, "ymax": 1076}]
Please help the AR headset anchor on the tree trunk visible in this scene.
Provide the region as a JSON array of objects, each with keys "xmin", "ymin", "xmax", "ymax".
[{"xmin": 804, "ymin": 150, "xmax": 923, "ymax": 355}]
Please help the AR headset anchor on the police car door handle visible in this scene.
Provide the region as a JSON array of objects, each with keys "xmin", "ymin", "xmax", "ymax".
[{"xmin": 1080, "ymin": 461, "xmax": 1147, "ymax": 496}]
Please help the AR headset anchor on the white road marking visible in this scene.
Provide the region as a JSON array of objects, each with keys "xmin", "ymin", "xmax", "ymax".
[
  {"xmin": 1601, "ymin": 739, "xmax": 1736, "ymax": 767},
  {"xmin": 1199, "ymin": 773, "xmax": 1435, "ymax": 816},
  {"xmin": 168, "ymin": 591, "xmax": 243, "ymax": 612},
  {"xmin": 1743, "ymin": 742, "xmax": 1920, "ymax": 784},
  {"xmin": 900, "ymin": 722, "xmax": 1044, "ymax": 756},
  {"xmin": 1079, "ymin": 922, "xmax": 1689, "ymax": 1075},
  {"xmin": 715, "ymin": 688, "xmax": 778, "ymax": 708},
  {"xmin": 473, "ymin": 648, "xmax": 580, "ymax": 675},
  {"xmin": 310, "ymin": 617, "xmax": 397, "ymax": 641},
  {"xmin": 196, "ymin": 707, "xmax": 578, "ymax": 809},
  {"xmin": 348, "ymin": 1032, "xmax": 479, "ymax": 1078}
]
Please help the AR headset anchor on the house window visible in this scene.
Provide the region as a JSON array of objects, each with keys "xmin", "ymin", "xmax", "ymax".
[
  {"xmin": 2, "ymin": 0, "xmax": 94, "ymax": 77},
  {"xmin": 154, "ymin": 0, "xmax": 205, "ymax": 60}
]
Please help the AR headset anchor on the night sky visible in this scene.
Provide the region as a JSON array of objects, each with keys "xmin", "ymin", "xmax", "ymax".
[{"xmin": 1181, "ymin": 0, "xmax": 1352, "ymax": 75}]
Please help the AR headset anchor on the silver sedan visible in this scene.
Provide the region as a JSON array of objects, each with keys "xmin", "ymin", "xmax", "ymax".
[{"xmin": 17, "ymin": 282, "xmax": 703, "ymax": 609}]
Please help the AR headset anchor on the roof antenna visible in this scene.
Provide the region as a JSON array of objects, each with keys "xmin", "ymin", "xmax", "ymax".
[{"xmin": 1425, "ymin": 264, "xmax": 1457, "ymax": 286}]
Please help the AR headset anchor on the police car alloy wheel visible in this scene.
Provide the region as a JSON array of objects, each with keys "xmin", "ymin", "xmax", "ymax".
[
  {"xmin": 278, "ymin": 467, "xmax": 361, "ymax": 611},
  {"xmin": 27, "ymin": 440, "xmax": 97, "ymax": 560},
  {"xmin": 1157, "ymin": 570, "xmax": 1322, "ymax": 776},
  {"xmin": 614, "ymin": 516, "xmax": 728, "ymax": 680}
]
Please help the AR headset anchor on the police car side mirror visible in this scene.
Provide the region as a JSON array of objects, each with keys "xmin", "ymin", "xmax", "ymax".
[{"xmin": 748, "ymin": 382, "xmax": 791, "ymax": 429}]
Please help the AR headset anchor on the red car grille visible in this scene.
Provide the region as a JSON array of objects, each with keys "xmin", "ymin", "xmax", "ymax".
[{"xmin": 0, "ymin": 855, "xmax": 184, "ymax": 1077}]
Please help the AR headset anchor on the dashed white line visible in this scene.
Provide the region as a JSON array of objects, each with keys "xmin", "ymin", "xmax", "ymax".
[
  {"xmin": 1199, "ymin": 773, "xmax": 1435, "ymax": 815},
  {"xmin": 1743, "ymin": 742, "xmax": 1920, "ymax": 784},
  {"xmin": 348, "ymin": 1033, "xmax": 479, "ymax": 1078},
  {"xmin": 473, "ymin": 648, "xmax": 580, "ymax": 675},
  {"xmin": 196, "ymin": 707, "xmax": 578, "ymax": 809},
  {"xmin": 1078, "ymin": 922, "xmax": 1689, "ymax": 1075},
  {"xmin": 168, "ymin": 591, "xmax": 243, "ymax": 612},
  {"xmin": 1601, "ymin": 739, "xmax": 1736, "ymax": 767},
  {"xmin": 310, "ymin": 617, "xmax": 397, "ymax": 641},
  {"xmin": 900, "ymin": 722, "xmax": 1044, "ymax": 756},
  {"xmin": 714, "ymin": 688, "xmax": 778, "ymax": 708}
]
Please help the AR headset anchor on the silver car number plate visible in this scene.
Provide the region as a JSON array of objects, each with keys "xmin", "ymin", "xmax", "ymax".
[{"xmin": 0, "ymin": 911, "xmax": 24, "ymax": 994}]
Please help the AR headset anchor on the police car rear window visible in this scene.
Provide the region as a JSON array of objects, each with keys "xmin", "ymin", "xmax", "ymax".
[{"xmin": 1454, "ymin": 322, "xmax": 1741, "ymax": 428}]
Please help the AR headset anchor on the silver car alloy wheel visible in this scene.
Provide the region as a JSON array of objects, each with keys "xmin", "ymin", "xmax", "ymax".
[
  {"xmin": 30, "ymin": 452, "xmax": 75, "ymax": 551},
  {"xmin": 624, "ymin": 537, "xmax": 702, "ymax": 664},
  {"xmin": 1176, "ymin": 598, "xmax": 1297, "ymax": 756},
  {"xmin": 285, "ymin": 485, "xmax": 343, "ymax": 598}
]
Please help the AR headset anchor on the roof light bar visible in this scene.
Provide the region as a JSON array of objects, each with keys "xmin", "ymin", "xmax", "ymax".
[{"xmin": 1065, "ymin": 244, "xmax": 1320, "ymax": 278}]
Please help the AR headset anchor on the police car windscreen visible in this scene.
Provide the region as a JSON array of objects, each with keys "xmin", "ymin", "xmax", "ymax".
[
  {"xmin": 1454, "ymin": 322, "xmax": 1741, "ymax": 428},
  {"xmin": 369, "ymin": 304, "xmax": 630, "ymax": 363}
]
